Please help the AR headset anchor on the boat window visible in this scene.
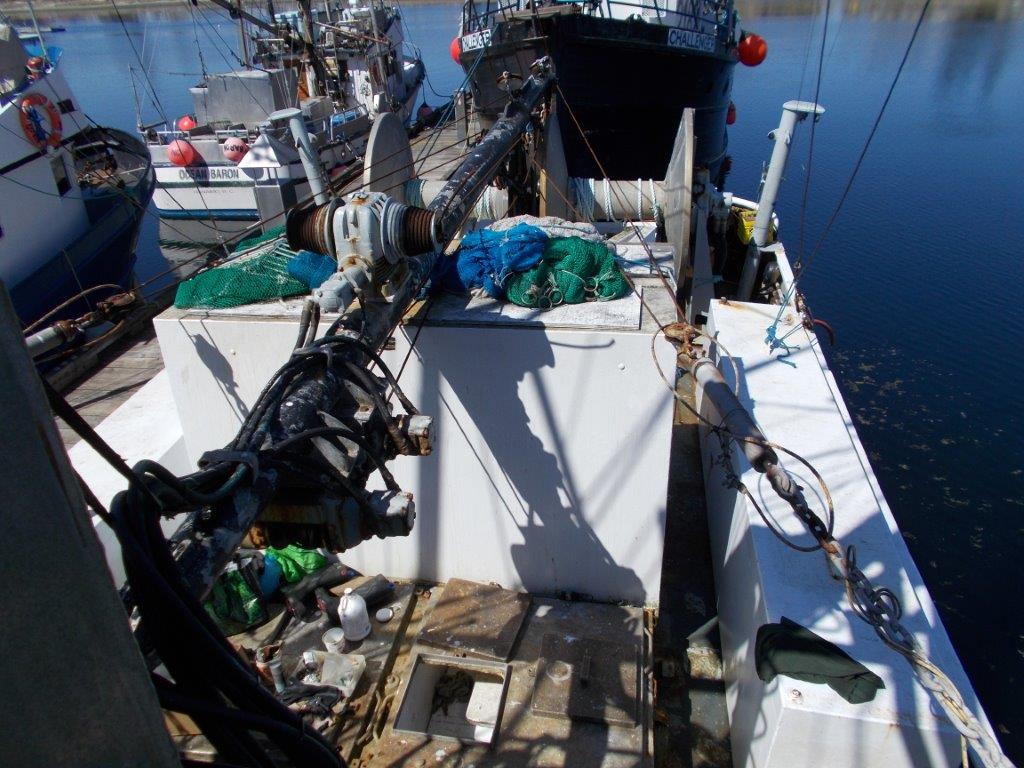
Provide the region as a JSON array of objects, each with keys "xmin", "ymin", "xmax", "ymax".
[{"xmin": 50, "ymin": 153, "xmax": 71, "ymax": 196}]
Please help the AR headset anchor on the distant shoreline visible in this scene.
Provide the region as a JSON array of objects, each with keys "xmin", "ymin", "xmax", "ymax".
[{"xmin": 0, "ymin": 0, "xmax": 456, "ymax": 20}]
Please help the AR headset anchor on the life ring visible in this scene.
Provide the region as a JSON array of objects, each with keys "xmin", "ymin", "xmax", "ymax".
[{"xmin": 19, "ymin": 93, "xmax": 62, "ymax": 150}]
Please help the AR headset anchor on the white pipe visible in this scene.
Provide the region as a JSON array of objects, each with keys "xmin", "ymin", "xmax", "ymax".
[{"xmin": 737, "ymin": 100, "xmax": 824, "ymax": 300}]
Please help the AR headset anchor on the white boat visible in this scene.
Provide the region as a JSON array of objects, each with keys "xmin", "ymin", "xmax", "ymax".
[
  {"xmin": 0, "ymin": 23, "xmax": 153, "ymax": 326},
  {"xmin": 142, "ymin": 0, "xmax": 424, "ymax": 224},
  {"xmin": 9, "ymin": 43, "xmax": 1012, "ymax": 768}
]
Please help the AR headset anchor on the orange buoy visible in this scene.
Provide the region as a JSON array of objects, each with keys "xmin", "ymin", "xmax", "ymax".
[
  {"xmin": 19, "ymin": 93, "xmax": 62, "ymax": 149},
  {"xmin": 167, "ymin": 138, "xmax": 197, "ymax": 167},
  {"xmin": 726, "ymin": 101, "xmax": 736, "ymax": 125},
  {"xmin": 449, "ymin": 37, "xmax": 461, "ymax": 64},
  {"xmin": 738, "ymin": 33, "xmax": 767, "ymax": 66},
  {"xmin": 26, "ymin": 55, "xmax": 46, "ymax": 80},
  {"xmin": 222, "ymin": 136, "xmax": 249, "ymax": 163},
  {"xmin": 177, "ymin": 114, "xmax": 197, "ymax": 131}
]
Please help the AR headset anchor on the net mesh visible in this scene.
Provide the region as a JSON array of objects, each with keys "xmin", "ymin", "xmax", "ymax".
[
  {"xmin": 505, "ymin": 236, "xmax": 629, "ymax": 309},
  {"xmin": 174, "ymin": 237, "xmax": 309, "ymax": 310}
]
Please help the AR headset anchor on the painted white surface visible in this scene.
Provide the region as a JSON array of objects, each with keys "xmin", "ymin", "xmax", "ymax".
[
  {"xmin": 69, "ymin": 371, "xmax": 189, "ymax": 585},
  {"xmin": 154, "ymin": 301, "xmax": 676, "ymax": 604},
  {"xmin": 699, "ymin": 298, "xmax": 990, "ymax": 768},
  {"xmin": 0, "ymin": 70, "xmax": 91, "ymax": 287}
]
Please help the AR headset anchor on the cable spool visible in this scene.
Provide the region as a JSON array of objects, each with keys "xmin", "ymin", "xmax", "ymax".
[{"xmin": 286, "ymin": 199, "xmax": 338, "ymax": 257}]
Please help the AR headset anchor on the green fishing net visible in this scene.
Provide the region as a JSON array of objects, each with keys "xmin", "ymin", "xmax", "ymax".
[
  {"xmin": 174, "ymin": 238, "xmax": 308, "ymax": 310},
  {"xmin": 233, "ymin": 225, "xmax": 286, "ymax": 253},
  {"xmin": 505, "ymin": 236, "xmax": 629, "ymax": 309}
]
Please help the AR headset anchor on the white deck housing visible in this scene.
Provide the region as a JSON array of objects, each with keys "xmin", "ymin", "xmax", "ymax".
[
  {"xmin": 700, "ymin": 298, "xmax": 992, "ymax": 768},
  {"xmin": 151, "ymin": 293, "xmax": 676, "ymax": 605}
]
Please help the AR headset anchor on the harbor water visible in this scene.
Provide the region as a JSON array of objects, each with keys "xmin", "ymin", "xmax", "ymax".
[{"xmin": 20, "ymin": 1, "xmax": 1024, "ymax": 759}]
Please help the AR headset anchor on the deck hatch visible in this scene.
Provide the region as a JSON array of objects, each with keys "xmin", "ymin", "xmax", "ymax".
[{"xmin": 531, "ymin": 633, "xmax": 640, "ymax": 726}]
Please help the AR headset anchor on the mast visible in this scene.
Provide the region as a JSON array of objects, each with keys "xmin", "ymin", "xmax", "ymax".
[
  {"xmin": 297, "ymin": 0, "xmax": 328, "ymax": 98},
  {"xmin": 25, "ymin": 0, "xmax": 48, "ymax": 64},
  {"xmin": 236, "ymin": 0, "xmax": 251, "ymax": 69}
]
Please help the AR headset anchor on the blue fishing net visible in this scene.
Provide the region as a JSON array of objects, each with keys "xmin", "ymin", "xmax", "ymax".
[{"xmin": 432, "ymin": 223, "xmax": 548, "ymax": 298}]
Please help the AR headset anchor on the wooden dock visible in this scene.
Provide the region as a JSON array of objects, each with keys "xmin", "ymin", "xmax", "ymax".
[{"xmin": 53, "ymin": 327, "xmax": 165, "ymax": 449}]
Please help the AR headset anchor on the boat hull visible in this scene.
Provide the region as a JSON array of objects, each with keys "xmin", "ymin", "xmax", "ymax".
[
  {"xmin": 460, "ymin": 14, "xmax": 735, "ymax": 179},
  {"xmin": 5, "ymin": 128, "xmax": 155, "ymax": 326}
]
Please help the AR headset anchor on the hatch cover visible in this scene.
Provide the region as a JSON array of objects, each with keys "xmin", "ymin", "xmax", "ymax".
[
  {"xmin": 531, "ymin": 633, "xmax": 639, "ymax": 726},
  {"xmin": 417, "ymin": 578, "xmax": 530, "ymax": 661}
]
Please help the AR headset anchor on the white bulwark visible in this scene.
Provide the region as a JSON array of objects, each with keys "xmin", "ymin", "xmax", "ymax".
[{"xmin": 699, "ymin": 298, "xmax": 994, "ymax": 768}]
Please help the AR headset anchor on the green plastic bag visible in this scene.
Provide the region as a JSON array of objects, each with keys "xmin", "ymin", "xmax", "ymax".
[
  {"xmin": 204, "ymin": 562, "xmax": 268, "ymax": 636},
  {"xmin": 265, "ymin": 544, "xmax": 327, "ymax": 583}
]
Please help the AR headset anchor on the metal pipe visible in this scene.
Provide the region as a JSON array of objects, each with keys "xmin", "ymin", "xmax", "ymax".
[
  {"xmin": 427, "ymin": 62, "xmax": 554, "ymax": 242},
  {"xmin": 271, "ymin": 107, "xmax": 329, "ymax": 206},
  {"xmin": 24, "ymin": 322, "xmax": 76, "ymax": 358},
  {"xmin": 737, "ymin": 100, "xmax": 824, "ymax": 300},
  {"xmin": 691, "ymin": 357, "xmax": 778, "ymax": 472}
]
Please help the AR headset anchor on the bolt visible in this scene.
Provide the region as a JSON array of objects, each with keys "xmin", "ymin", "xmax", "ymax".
[{"xmin": 790, "ymin": 688, "xmax": 803, "ymax": 704}]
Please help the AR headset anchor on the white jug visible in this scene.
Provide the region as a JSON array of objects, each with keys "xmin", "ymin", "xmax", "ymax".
[{"xmin": 338, "ymin": 588, "xmax": 371, "ymax": 641}]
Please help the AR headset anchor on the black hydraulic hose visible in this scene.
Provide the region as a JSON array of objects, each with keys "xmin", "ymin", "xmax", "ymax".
[
  {"xmin": 269, "ymin": 425, "xmax": 400, "ymax": 492},
  {"xmin": 45, "ymin": 379, "xmax": 135, "ymax": 483},
  {"xmin": 135, "ymin": 459, "xmax": 250, "ymax": 508},
  {"xmin": 108, "ymin": 489, "xmax": 344, "ymax": 768},
  {"xmin": 110, "ymin": 492, "xmax": 276, "ymax": 768},
  {"xmin": 343, "ymin": 360, "xmax": 412, "ymax": 455},
  {"xmin": 305, "ymin": 302, "xmax": 322, "ymax": 348},
  {"xmin": 294, "ymin": 299, "xmax": 314, "ymax": 351},
  {"xmin": 312, "ymin": 334, "xmax": 419, "ymax": 415},
  {"xmin": 154, "ymin": 676, "xmax": 336, "ymax": 746}
]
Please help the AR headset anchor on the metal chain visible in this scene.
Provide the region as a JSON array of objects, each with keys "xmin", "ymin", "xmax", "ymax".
[{"xmin": 823, "ymin": 545, "xmax": 1014, "ymax": 768}]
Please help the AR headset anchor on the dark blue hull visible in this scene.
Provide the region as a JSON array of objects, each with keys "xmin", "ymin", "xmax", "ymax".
[
  {"xmin": 10, "ymin": 204, "xmax": 142, "ymax": 326},
  {"xmin": 10, "ymin": 128, "xmax": 155, "ymax": 327}
]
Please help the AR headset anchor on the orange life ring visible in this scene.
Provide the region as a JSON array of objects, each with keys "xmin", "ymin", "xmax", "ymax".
[{"xmin": 19, "ymin": 93, "xmax": 62, "ymax": 150}]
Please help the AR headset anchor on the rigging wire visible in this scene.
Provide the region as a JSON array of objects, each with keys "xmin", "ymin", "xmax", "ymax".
[
  {"xmin": 109, "ymin": 0, "xmax": 168, "ymax": 124},
  {"xmin": 187, "ymin": 0, "xmax": 211, "ymax": 79},
  {"xmin": 797, "ymin": 0, "xmax": 933, "ymax": 276},
  {"xmin": 796, "ymin": 0, "xmax": 830, "ymax": 268}
]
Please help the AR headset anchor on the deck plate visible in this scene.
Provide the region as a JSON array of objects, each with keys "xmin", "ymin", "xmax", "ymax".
[
  {"xmin": 532, "ymin": 633, "xmax": 639, "ymax": 727},
  {"xmin": 417, "ymin": 578, "xmax": 530, "ymax": 661}
]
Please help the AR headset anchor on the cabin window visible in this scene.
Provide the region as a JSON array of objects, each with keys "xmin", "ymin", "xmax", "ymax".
[{"xmin": 50, "ymin": 154, "xmax": 71, "ymax": 196}]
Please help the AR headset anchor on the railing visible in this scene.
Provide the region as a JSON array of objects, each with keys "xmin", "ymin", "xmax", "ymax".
[
  {"xmin": 149, "ymin": 106, "xmax": 369, "ymax": 147},
  {"xmin": 462, "ymin": 0, "xmax": 734, "ymax": 46}
]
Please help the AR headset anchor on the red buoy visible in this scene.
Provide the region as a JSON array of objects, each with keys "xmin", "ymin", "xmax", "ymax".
[
  {"xmin": 167, "ymin": 138, "xmax": 197, "ymax": 167},
  {"xmin": 25, "ymin": 55, "xmax": 46, "ymax": 80},
  {"xmin": 726, "ymin": 101, "xmax": 736, "ymax": 125},
  {"xmin": 222, "ymin": 136, "xmax": 249, "ymax": 163},
  {"xmin": 738, "ymin": 33, "xmax": 767, "ymax": 66},
  {"xmin": 176, "ymin": 114, "xmax": 197, "ymax": 132},
  {"xmin": 417, "ymin": 103, "xmax": 434, "ymax": 121},
  {"xmin": 449, "ymin": 37, "xmax": 461, "ymax": 64}
]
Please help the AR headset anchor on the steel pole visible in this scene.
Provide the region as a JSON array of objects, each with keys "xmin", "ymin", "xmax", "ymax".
[
  {"xmin": 737, "ymin": 100, "xmax": 824, "ymax": 299},
  {"xmin": 271, "ymin": 107, "xmax": 329, "ymax": 206}
]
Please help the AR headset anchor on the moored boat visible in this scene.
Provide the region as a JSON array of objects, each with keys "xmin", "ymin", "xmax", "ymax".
[
  {"xmin": 142, "ymin": 0, "xmax": 425, "ymax": 224},
  {"xmin": 0, "ymin": 25, "xmax": 153, "ymax": 327},
  {"xmin": 453, "ymin": 0, "xmax": 759, "ymax": 180}
]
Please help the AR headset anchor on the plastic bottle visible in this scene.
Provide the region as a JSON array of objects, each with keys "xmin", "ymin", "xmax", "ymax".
[{"xmin": 338, "ymin": 587, "xmax": 371, "ymax": 641}]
